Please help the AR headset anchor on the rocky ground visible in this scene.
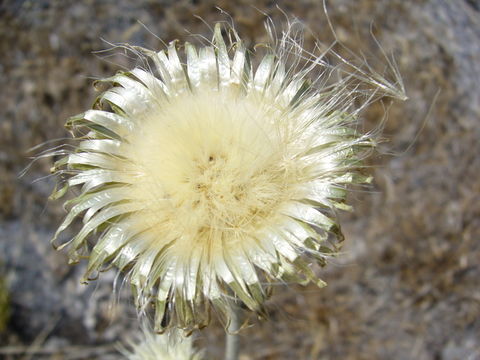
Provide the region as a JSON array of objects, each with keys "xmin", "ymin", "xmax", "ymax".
[{"xmin": 0, "ymin": 0, "xmax": 479, "ymax": 359}]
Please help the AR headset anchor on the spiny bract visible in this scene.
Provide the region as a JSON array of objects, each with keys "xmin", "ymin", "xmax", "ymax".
[{"xmin": 50, "ymin": 21, "xmax": 405, "ymax": 332}]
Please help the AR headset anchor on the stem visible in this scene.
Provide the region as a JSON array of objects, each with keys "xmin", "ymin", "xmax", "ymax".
[{"xmin": 224, "ymin": 307, "xmax": 240, "ymax": 360}]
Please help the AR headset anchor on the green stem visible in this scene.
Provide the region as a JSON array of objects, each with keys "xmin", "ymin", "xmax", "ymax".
[{"xmin": 224, "ymin": 307, "xmax": 240, "ymax": 360}]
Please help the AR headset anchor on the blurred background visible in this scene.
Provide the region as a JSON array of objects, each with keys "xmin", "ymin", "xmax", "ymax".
[{"xmin": 0, "ymin": 0, "xmax": 479, "ymax": 359}]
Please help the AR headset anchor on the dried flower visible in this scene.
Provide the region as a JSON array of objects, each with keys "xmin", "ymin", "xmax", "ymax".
[
  {"xmin": 50, "ymin": 21, "xmax": 405, "ymax": 332},
  {"xmin": 120, "ymin": 328, "xmax": 202, "ymax": 360}
]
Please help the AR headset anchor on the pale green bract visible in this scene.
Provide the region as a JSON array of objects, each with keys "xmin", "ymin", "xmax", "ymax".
[{"xmin": 50, "ymin": 22, "xmax": 405, "ymax": 332}]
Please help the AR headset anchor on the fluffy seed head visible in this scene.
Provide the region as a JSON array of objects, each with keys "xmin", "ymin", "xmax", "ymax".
[
  {"xmin": 49, "ymin": 21, "xmax": 405, "ymax": 332},
  {"xmin": 120, "ymin": 328, "xmax": 202, "ymax": 360}
]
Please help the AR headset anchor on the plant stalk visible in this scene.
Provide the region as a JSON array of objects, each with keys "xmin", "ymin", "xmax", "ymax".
[{"xmin": 224, "ymin": 307, "xmax": 240, "ymax": 360}]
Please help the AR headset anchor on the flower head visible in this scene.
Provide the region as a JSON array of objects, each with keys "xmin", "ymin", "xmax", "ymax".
[
  {"xmin": 120, "ymin": 328, "xmax": 202, "ymax": 360},
  {"xmin": 50, "ymin": 21, "xmax": 404, "ymax": 332}
]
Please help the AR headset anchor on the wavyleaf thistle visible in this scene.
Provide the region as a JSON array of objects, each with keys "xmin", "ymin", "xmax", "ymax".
[
  {"xmin": 50, "ymin": 21, "xmax": 405, "ymax": 332},
  {"xmin": 120, "ymin": 328, "xmax": 202, "ymax": 360}
]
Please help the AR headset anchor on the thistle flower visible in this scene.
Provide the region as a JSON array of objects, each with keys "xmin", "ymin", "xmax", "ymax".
[
  {"xmin": 50, "ymin": 21, "xmax": 405, "ymax": 332},
  {"xmin": 120, "ymin": 328, "xmax": 202, "ymax": 360}
]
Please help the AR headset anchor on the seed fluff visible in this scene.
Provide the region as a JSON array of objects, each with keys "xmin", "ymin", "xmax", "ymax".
[
  {"xmin": 49, "ymin": 20, "xmax": 405, "ymax": 332},
  {"xmin": 119, "ymin": 327, "xmax": 202, "ymax": 360}
]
